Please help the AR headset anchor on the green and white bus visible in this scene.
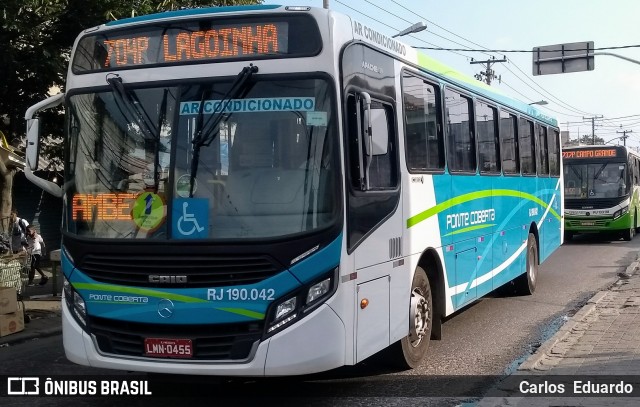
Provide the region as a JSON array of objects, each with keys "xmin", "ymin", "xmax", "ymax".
[{"xmin": 563, "ymin": 145, "xmax": 640, "ymax": 240}]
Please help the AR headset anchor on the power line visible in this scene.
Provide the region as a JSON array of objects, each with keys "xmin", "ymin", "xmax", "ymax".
[
  {"xmin": 333, "ymin": 0, "xmax": 472, "ymax": 59},
  {"xmin": 413, "ymin": 45, "xmax": 640, "ymax": 53},
  {"xmin": 362, "ymin": 0, "xmax": 497, "ymax": 59},
  {"xmin": 500, "ymin": 61, "xmax": 594, "ymax": 116},
  {"xmin": 381, "ymin": 0, "xmax": 600, "ymax": 117},
  {"xmin": 562, "ymin": 114, "xmax": 640, "ymax": 125}
]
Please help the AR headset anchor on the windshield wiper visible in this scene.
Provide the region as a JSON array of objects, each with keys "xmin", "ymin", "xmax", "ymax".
[
  {"xmin": 188, "ymin": 64, "xmax": 258, "ymax": 197},
  {"xmin": 107, "ymin": 75, "xmax": 166, "ymax": 191},
  {"xmin": 568, "ymin": 165, "xmax": 583, "ymax": 182},
  {"xmin": 592, "ymin": 163, "xmax": 607, "ymax": 181}
]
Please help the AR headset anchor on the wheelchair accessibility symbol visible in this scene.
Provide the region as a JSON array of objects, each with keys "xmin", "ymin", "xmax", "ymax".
[{"xmin": 173, "ymin": 198, "xmax": 208, "ymax": 239}]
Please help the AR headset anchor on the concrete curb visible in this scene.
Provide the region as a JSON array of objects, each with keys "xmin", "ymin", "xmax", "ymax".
[
  {"xmin": 1, "ymin": 324, "xmax": 62, "ymax": 346},
  {"xmin": 518, "ymin": 255, "xmax": 640, "ymax": 372},
  {"xmin": 623, "ymin": 257, "xmax": 640, "ymax": 277}
]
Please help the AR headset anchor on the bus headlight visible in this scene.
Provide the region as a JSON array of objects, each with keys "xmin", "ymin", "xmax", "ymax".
[
  {"xmin": 307, "ymin": 278, "xmax": 331, "ymax": 304},
  {"xmin": 265, "ymin": 268, "xmax": 338, "ymax": 337},
  {"xmin": 613, "ymin": 205, "xmax": 629, "ymax": 219},
  {"xmin": 63, "ymin": 279, "xmax": 73, "ymax": 301},
  {"xmin": 275, "ymin": 297, "xmax": 297, "ymax": 320},
  {"xmin": 63, "ymin": 277, "xmax": 87, "ymax": 328},
  {"xmin": 73, "ymin": 292, "xmax": 87, "ymax": 325}
]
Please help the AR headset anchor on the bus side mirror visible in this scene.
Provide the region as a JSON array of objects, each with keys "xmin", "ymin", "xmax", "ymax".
[{"xmin": 26, "ymin": 118, "xmax": 40, "ymax": 171}]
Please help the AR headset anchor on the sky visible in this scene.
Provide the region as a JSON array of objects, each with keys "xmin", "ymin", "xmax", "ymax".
[{"xmin": 269, "ymin": 0, "xmax": 640, "ymax": 148}]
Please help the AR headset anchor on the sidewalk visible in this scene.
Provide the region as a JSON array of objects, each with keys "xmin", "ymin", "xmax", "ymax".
[
  {"xmin": 0, "ymin": 266, "xmax": 62, "ymax": 347},
  {"xmin": 478, "ymin": 255, "xmax": 640, "ymax": 406}
]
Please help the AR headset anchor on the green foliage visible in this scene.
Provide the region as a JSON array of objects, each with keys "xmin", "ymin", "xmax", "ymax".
[
  {"xmin": 0, "ymin": 0, "xmax": 262, "ymax": 163},
  {"xmin": 579, "ymin": 135, "xmax": 605, "ymax": 145}
]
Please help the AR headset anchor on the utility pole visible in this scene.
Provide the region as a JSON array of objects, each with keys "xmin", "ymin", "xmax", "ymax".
[
  {"xmin": 471, "ymin": 56, "xmax": 507, "ymax": 85},
  {"xmin": 582, "ymin": 115, "xmax": 603, "ymax": 145},
  {"xmin": 617, "ymin": 129, "xmax": 633, "ymax": 146}
]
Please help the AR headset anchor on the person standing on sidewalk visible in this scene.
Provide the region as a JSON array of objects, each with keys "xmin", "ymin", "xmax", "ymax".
[
  {"xmin": 9, "ymin": 209, "xmax": 29, "ymax": 254},
  {"xmin": 26, "ymin": 225, "xmax": 48, "ymax": 286}
]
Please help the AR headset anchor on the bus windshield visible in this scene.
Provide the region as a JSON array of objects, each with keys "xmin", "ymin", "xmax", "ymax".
[
  {"xmin": 564, "ymin": 161, "xmax": 627, "ymax": 199},
  {"xmin": 65, "ymin": 77, "xmax": 339, "ymax": 240}
]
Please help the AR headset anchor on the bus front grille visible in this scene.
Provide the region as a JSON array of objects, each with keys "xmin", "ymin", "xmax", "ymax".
[
  {"xmin": 90, "ymin": 316, "xmax": 263, "ymax": 361},
  {"xmin": 78, "ymin": 253, "xmax": 282, "ymax": 288},
  {"xmin": 565, "ymin": 197, "xmax": 626, "ymax": 209},
  {"xmin": 566, "ymin": 219, "xmax": 609, "ymax": 227}
]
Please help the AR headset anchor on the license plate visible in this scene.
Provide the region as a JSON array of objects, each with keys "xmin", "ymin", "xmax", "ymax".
[
  {"xmin": 144, "ymin": 338, "xmax": 193, "ymax": 358},
  {"xmin": 581, "ymin": 221, "xmax": 595, "ymax": 226}
]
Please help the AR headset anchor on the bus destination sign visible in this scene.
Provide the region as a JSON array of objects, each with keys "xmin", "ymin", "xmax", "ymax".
[
  {"xmin": 102, "ymin": 23, "xmax": 284, "ymax": 68},
  {"xmin": 562, "ymin": 149, "xmax": 618, "ymax": 159},
  {"xmin": 72, "ymin": 16, "xmax": 321, "ymax": 73}
]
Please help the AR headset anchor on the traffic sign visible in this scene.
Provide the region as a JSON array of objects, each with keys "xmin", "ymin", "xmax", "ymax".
[{"xmin": 533, "ymin": 41, "xmax": 594, "ymax": 76}]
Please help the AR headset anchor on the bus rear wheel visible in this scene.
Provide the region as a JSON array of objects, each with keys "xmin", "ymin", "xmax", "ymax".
[
  {"xmin": 515, "ymin": 233, "xmax": 538, "ymax": 295},
  {"xmin": 383, "ymin": 267, "xmax": 432, "ymax": 369}
]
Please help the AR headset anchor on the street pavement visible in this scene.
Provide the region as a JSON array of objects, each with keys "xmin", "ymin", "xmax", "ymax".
[
  {"xmin": 3, "ymin": 255, "xmax": 640, "ymax": 407},
  {"xmin": 478, "ymin": 254, "xmax": 640, "ymax": 406}
]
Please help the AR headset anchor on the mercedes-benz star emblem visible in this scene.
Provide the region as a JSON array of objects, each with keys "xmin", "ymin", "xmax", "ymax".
[{"xmin": 157, "ymin": 299, "xmax": 174, "ymax": 319}]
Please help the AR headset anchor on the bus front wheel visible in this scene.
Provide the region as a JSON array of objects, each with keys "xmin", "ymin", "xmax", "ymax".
[{"xmin": 383, "ymin": 266, "xmax": 432, "ymax": 369}]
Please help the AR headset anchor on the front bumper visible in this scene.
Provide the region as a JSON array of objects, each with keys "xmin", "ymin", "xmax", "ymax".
[
  {"xmin": 565, "ymin": 212, "xmax": 631, "ymax": 232},
  {"xmin": 62, "ymin": 299, "xmax": 346, "ymax": 376}
]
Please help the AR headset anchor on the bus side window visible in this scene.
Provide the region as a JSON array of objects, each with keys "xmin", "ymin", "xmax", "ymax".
[
  {"xmin": 537, "ymin": 124, "xmax": 549, "ymax": 176},
  {"xmin": 402, "ymin": 73, "xmax": 444, "ymax": 171},
  {"xmin": 519, "ymin": 118, "xmax": 536, "ymax": 175},
  {"xmin": 500, "ymin": 111, "xmax": 519, "ymax": 174},
  {"xmin": 548, "ymin": 129, "xmax": 560, "ymax": 176},
  {"xmin": 445, "ymin": 89, "xmax": 475, "ymax": 173},
  {"xmin": 476, "ymin": 101, "xmax": 500, "ymax": 174}
]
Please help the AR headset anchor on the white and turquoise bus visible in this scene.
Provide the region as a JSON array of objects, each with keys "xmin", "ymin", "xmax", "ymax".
[{"xmin": 24, "ymin": 5, "xmax": 562, "ymax": 375}]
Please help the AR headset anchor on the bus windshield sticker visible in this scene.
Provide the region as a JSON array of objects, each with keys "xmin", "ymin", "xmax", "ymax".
[
  {"xmin": 172, "ymin": 198, "xmax": 208, "ymax": 239},
  {"xmin": 176, "ymin": 174, "xmax": 196, "ymax": 198},
  {"xmin": 132, "ymin": 192, "xmax": 166, "ymax": 231},
  {"xmin": 179, "ymin": 97, "xmax": 315, "ymax": 115},
  {"xmin": 306, "ymin": 111, "xmax": 327, "ymax": 126}
]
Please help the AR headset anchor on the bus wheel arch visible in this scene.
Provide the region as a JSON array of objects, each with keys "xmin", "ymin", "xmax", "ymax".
[
  {"xmin": 417, "ymin": 248, "xmax": 444, "ymax": 341},
  {"xmin": 381, "ymin": 249, "xmax": 443, "ymax": 369}
]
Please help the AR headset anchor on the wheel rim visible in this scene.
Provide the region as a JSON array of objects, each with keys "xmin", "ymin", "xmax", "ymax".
[
  {"xmin": 409, "ymin": 287, "xmax": 430, "ymax": 347},
  {"xmin": 528, "ymin": 245, "xmax": 536, "ymax": 285}
]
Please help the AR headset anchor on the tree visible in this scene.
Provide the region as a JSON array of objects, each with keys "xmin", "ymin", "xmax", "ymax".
[
  {"xmin": 579, "ymin": 135, "xmax": 605, "ymax": 145},
  {"xmin": 0, "ymin": 0, "xmax": 262, "ymax": 226}
]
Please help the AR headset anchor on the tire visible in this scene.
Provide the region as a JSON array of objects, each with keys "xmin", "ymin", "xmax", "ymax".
[
  {"xmin": 623, "ymin": 224, "xmax": 635, "ymax": 241},
  {"xmin": 564, "ymin": 231, "xmax": 573, "ymax": 241},
  {"xmin": 515, "ymin": 233, "xmax": 538, "ymax": 295},
  {"xmin": 382, "ymin": 267, "xmax": 432, "ymax": 369}
]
